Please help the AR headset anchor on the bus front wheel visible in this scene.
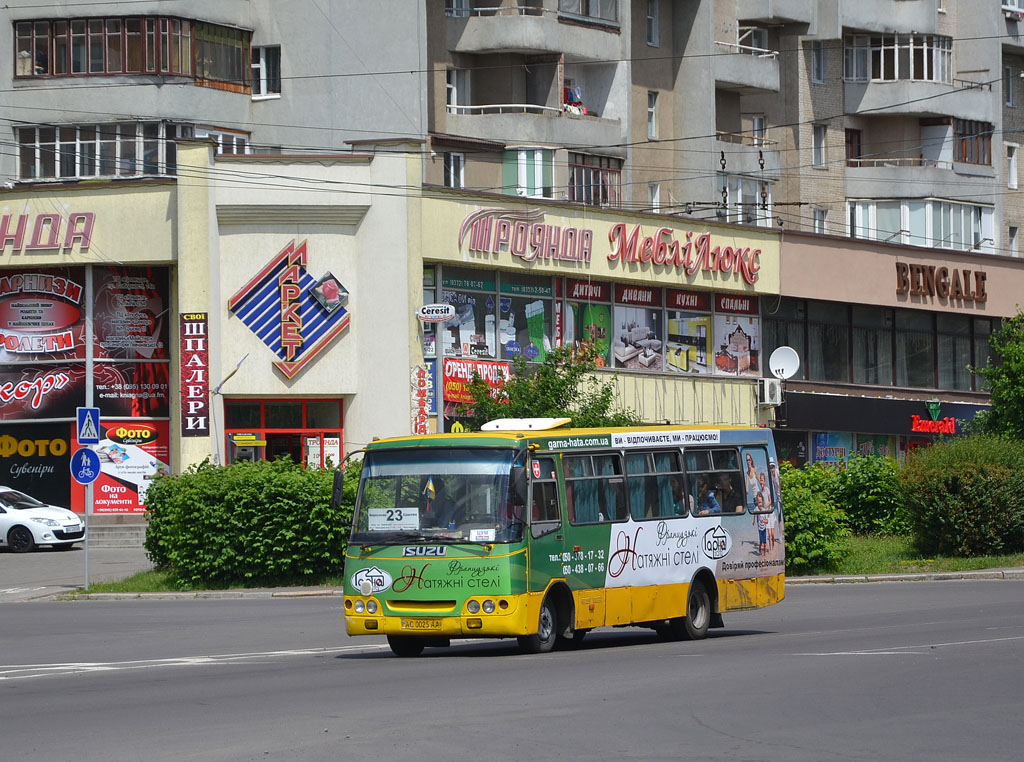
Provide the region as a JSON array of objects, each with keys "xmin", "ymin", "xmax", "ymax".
[
  {"xmin": 387, "ymin": 635, "xmax": 425, "ymax": 658},
  {"xmin": 682, "ymin": 581, "xmax": 711, "ymax": 640},
  {"xmin": 518, "ymin": 597, "xmax": 557, "ymax": 654}
]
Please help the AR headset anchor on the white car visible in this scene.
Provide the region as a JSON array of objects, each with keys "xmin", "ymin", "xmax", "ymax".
[{"xmin": 0, "ymin": 487, "xmax": 85, "ymax": 553}]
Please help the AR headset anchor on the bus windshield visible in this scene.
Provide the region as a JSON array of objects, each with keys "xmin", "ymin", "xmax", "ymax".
[{"xmin": 352, "ymin": 448, "xmax": 526, "ymax": 544}]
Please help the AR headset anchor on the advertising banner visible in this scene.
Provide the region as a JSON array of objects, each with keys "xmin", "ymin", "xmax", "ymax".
[
  {"xmin": 179, "ymin": 313, "xmax": 210, "ymax": 436},
  {"xmin": 71, "ymin": 419, "xmax": 170, "ymax": 513},
  {"xmin": 442, "ymin": 357, "xmax": 510, "ymax": 404},
  {"xmin": 813, "ymin": 432, "xmax": 853, "ymax": 468}
]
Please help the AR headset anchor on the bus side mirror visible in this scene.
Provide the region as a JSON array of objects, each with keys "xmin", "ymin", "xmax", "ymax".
[{"xmin": 330, "ymin": 469, "xmax": 345, "ymax": 512}]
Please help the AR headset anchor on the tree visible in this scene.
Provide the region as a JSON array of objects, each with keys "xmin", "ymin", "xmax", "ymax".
[
  {"xmin": 972, "ymin": 311, "xmax": 1024, "ymax": 438},
  {"xmin": 458, "ymin": 344, "xmax": 642, "ymax": 431}
]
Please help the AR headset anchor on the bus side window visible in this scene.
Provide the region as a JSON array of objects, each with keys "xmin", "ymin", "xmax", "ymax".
[{"xmin": 530, "ymin": 456, "xmax": 561, "ymax": 539}]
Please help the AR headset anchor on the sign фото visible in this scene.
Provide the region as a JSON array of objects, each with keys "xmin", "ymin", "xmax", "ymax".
[{"xmin": 228, "ymin": 240, "xmax": 351, "ymax": 379}]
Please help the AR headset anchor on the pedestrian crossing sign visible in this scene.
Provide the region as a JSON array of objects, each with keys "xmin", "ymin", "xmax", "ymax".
[{"xmin": 77, "ymin": 407, "xmax": 101, "ymax": 445}]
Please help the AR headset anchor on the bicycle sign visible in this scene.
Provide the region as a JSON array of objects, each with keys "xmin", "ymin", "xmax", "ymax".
[{"xmin": 70, "ymin": 447, "xmax": 101, "ymax": 485}]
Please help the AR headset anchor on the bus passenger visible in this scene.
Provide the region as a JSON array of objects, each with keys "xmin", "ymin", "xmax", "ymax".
[
  {"xmin": 716, "ymin": 473, "xmax": 744, "ymax": 513},
  {"xmin": 696, "ymin": 475, "xmax": 721, "ymax": 515}
]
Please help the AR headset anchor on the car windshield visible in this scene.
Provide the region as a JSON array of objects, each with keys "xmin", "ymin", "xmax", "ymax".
[
  {"xmin": 0, "ymin": 489, "xmax": 46, "ymax": 510},
  {"xmin": 352, "ymin": 447, "xmax": 526, "ymax": 544}
]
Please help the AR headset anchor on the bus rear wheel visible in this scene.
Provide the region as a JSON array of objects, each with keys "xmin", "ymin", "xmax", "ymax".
[
  {"xmin": 682, "ymin": 581, "xmax": 711, "ymax": 640},
  {"xmin": 387, "ymin": 635, "xmax": 425, "ymax": 658},
  {"xmin": 517, "ymin": 597, "xmax": 557, "ymax": 654}
]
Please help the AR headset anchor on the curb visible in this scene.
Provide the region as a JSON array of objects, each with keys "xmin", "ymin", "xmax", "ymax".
[{"xmin": 787, "ymin": 569, "xmax": 1024, "ymax": 585}]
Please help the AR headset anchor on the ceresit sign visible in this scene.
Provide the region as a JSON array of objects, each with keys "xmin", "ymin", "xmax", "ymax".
[{"xmin": 416, "ymin": 303, "xmax": 456, "ymax": 322}]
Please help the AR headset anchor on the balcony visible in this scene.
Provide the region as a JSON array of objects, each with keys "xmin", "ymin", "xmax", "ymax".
[
  {"xmin": 736, "ymin": 0, "xmax": 815, "ymax": 25},
  {"xmin": 447, "ymin": 1, "xmax": 622, "ymax": 61},
  {"xmin": 839, "ymin": 0, "xmax": 939, "ymax": 34},
  {"xmin": 714, "ymin": 131, "xmax": 781, "ymax": 180},
  {"xmin": 445, "ymin": 104, "xmax": 621, "ymax": 149},
  {"xmin": 845, "ymin": 157, "xmax": 958, "ymax": 200},
  {"xmin": 844, "ymin": 80, "xmax": 994, "ymax": 122},
  {"xmin": 713, "ymin": 41, "xmax": 780, "ymax": 94}
]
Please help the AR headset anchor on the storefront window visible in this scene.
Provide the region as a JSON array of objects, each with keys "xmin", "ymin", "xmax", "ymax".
[
  {"xmin": 763, "ymin": 298, "xmax": 806, "ymax": 381},
  {"xmin": 713, "ymin": 295, "xmax": 760, "ymax": 377},
  {"xmin": 973, "ymin": 318, "xmax": 995, "ymax": 391},
  {"xmin": 224, "ymin": 399, "xmax": 342, "ymax": 467},
  {"xmin": 440, "ymin": 267, "xmax": 497, "ymax": 360},
  {"xmin": 807, "ymin": 301, "xmax": 849, "ymax": 382},
  {"xmin": 422, "ymin": 267, "xmax": 436, "ymax": 357},
  {"xmin": 499, "ymin": 273, "xmax": 553, "ymax": 362},
  {"xmin": 564, "ymin": 279, "xmax": 612, "ymax": 367},
  {"xmin": 895, "ymin": 310, "xmax": 935, "ymax": 388},
  {"xmin": 852, "ymin": 306, "xmax": 893, "ymax": 385},
  {"xmin": 613, "ymin": 303, "xmax": 663, "ymax": 370},
  {"xmin": 937, "ymin": 315, "xmax": 971, "ymax": 390}
]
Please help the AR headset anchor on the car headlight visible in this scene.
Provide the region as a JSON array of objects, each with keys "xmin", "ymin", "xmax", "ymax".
[
  {"xmin": 366, "ymin": 600, "xmax": 378, "ymax": 614},
  {"xmin": 467, "ymin": 600, "xmax": 480, "ymax": 614},
  {"xmin": 354, "ymin": 600, "xmax": 365, "ymax": 613},
  {"xmin": 30, "ymin": 517, "xmax": 60, "ymax": 527},
  {"xmin": 482, "ymin": 600, "xmax": 496, "ymax": 614}
]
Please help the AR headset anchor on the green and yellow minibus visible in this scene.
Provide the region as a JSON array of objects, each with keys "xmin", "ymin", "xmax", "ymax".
[{"xmin": 343, "ymin": 419, "xmax": 784, "ymax": 656}]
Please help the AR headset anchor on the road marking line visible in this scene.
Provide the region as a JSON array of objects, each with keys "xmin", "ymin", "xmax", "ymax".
[
  {"xmin": 0, "ymin": 644, "xmax": 392, "ymax": 681},
  {"xmin": 796, "ymin": 634, "xmax": 1024, "ymax": 656}
]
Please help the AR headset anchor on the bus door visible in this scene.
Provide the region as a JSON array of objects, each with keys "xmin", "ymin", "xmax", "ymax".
[{"xmin": 526, "ymin": 455, "xmax": 566, "ymax": 593}]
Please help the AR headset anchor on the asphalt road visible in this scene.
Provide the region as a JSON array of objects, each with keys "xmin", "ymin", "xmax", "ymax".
[{"xmin": 2, "ymin": 579, "xmax": 1023, "ymax": 761}]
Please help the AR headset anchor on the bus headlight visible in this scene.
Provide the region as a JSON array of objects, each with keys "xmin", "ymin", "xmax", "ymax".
[
  {"xmin": 482, "ymin": 600, "xmax": 496, "ymax": 614},
  {"xmin": 367, "ymin": 600, "xmax": 378, "ymax": 614},
  {"xmin": 354, "ymin": 600, "xmax": 365, "ymax": 613},
  {"xmin": 467, "ymin": 600, "xmax": 481, "ymax": 614}
]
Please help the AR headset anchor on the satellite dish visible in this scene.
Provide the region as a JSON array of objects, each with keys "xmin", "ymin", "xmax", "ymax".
[{"xmin": 768, "ymin": 346, "xmax": 800, "ymax": 380}]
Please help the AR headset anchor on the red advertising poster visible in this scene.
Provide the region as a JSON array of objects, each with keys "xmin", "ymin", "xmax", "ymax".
[
  {"xmin": 0, "ymin": 269, "xmax": 86, "ymax": 362},
  {"xmin": 93, "ymin": 267, "xmax": 170, "ymax": 360},
  {"xmin": 0, "ymin": 361, "xmax": 169, "ymax": 421},
  {"xmin": 614, "ymin": 283, "xmax": 662, "ymax": 307},
  {"xmin": 715, "ymin": 293, "xmax": 759, "ymax": 315},
  {"xmin": 666, "ymin": 289, "xmax": 712, "ymax": 312},
  {"xmin": 71, "ymin": 419, "xmax": 171, "ymax": 514},
  {"xmin": 442, "ymin": 357, "xmax": 510, "ymax": 404}
]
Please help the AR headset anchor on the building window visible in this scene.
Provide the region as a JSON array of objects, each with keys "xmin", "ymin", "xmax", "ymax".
[
  {"xmin": 849, "ymin": 198, "xmax": 994, "ymax": 252},
  {"xmin": 1010, "ymin": 225, "xmax": 1019, "ymax": 256},
  {"xmin": 569, "ymin": 153, "xmax": 622, "ymax": 207},
  {"xmin": 444, "ymin": 152, "xmax": 465, "ymax": 188},
  {"xmin": 446, "ymin": 68, "xmax": 471, "ymax": 114},
  {"xmin": 445, "ymin": 0, "xmax": 470, "ymax": 18},
  {"xmin": 648, "ymin": 183, "xmax": 661, "ymax": 212},
  {"xmin": 647, "ymin": 91, "xmax": 658, "ymax": 139},
  {"xmin": 194, "ymin": 22, "xmax": 250, "ymax": 86},
  {"xmin": 811, "ymin": 40, "xmax": 826, "ymax": 83},
  {"xmin": 17, "ymin": 122, "xmax": 179, "ymax": 180},
  {"xmin": 1008, "ymin": 144, "xmax": 1019, "ymax": 189},
  {"xmin": 896, "ymin": 310, "xmax": 936, "ymax": 389},
  {"xmin": 558, "ymin": 0, "xmax": 619, "ymax": 25},
  {"xmin": 719, "ymin": 174, "xmax": 773, "ymax": 227},
  {"xmin": 812, "ymin": 124, "xmax": 827, "ymax": 168},
  {"xmin": 194, "ymin": 127, "xmax": 250, "ymax": 155},
  {"xmin": 501, "ymin": 148, "xmax": 552, "ymax": 198},
  {"xmin": 646, "ymin": 0, "xmax": 659, "ymax": 46},
  {"xmin": 813, "ymin": 208, "xmax": 827, "ymax": 234},
  {"xmin": 16, "ymin": 16, "xmax": 194, "ymax": 77},
  {"xmin": 1006, "ymin": 65, "xmax": 1016, "ymax": 107},
  {"xmin": 843, "ymin": 34, "xmax": 951, "ymax": 83},
  {"xmin": 751, "ymin": 115, "xmax": 766, "ymax": 146},
  {"xmin": 954, "ymin": 120, "xmax": 992, "ymax": 165},
  {"xmin": 251, "ymin": 45, "xmax": 281, "ymax": 97},
  {"xmin": 852, "ymin": 306, "xmax": 893, "ymax": 386}
]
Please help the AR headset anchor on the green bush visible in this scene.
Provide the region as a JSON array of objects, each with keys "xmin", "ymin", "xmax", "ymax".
[
  {"xmin": 779, "ymin": 463, "xmax": 850, "ymax": 574},
  {"xmin": 899, "ymin": 435, "xmax": 1024, "ymax": 557},
  {"xmin": 830, "ymin": 456, "xmax": 908, "ymax": 535},
  {"xmin": 145, "ymin": 458, "xmax": 355, "ymax": 588}
]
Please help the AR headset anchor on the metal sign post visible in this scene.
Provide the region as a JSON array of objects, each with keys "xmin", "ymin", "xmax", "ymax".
[{"xmin": 70, "ymin": 446, "xmax": 100, "ymax": 591}]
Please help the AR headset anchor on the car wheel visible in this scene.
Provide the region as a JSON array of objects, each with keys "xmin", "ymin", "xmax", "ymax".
[
  {"xmin": 682, "ymin": 581, "xmax": 711, "ymax": 640},
  {"xmin": 387, "ymin": 636, "xmax": 425, "ymax": 658},
  {"xmin": 8, "ymin": 526, "xmax": 36, "ymax": 553},
  {"xmin": 518, "ymin": 596, "xmax": 557, "ymax": 654}
]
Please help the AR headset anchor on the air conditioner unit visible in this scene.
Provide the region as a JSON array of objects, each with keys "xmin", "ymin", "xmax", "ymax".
[{"xmin": 757, "ymin": 377, "xmax": 783, "ymax": 407}]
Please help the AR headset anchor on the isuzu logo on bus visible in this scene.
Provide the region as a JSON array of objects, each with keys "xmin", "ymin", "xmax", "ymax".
[
  {"xmin": 352, "ymin": 566, "xmax": 392, "ymax": 593},
  {"xmin": 402, "ymin": 546, "xmax": 447, "ymax": 557},
  {"xmin": 702, "ymin": 526, "xmax": 732, "ymax": 559}
]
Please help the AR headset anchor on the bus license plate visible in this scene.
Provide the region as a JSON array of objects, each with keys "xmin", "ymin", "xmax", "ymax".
[{"xmin": 401, "ymin": 618, "xmax": 442, "ymax": 631}]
